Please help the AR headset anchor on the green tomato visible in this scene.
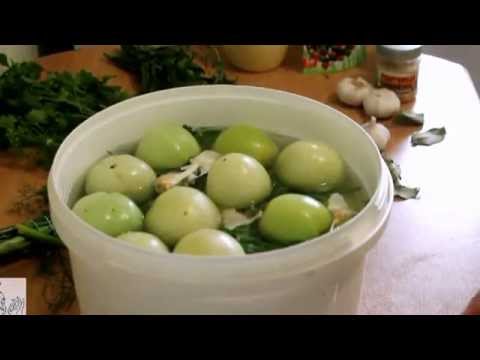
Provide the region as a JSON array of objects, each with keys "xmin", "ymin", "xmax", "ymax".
[
  {"xmin": 174, "ymin": 229, "xmax": 245, "ymax": 256},
  {"xmin": 144, "ymin": 187, "xmax": 221, "ymax": 247},
  {"xmin": 275, "ymin": 140, "xmax": 345, "ymax": 192},
  {"xmin": 72, "ymin": 192, "xmax": 144, "ymax": 237},
  {"xmin": 259, "ymin": 194, "xmax": 332, "ymax": 244},
  {"xmin": 206, "ymin": 153, "xmax": 272, "ymax": 209},
  {"xmin": 213, "ymin": 124, "xmax": 279, "ymax": 167},
  {"xmin": 117, "ymin": 232, "xmax": 169, "ymax": 253},
  {"xmin": 135, "ymin": 123, "xmax": 201, "ymax": 172},
  {"xmin": 85, "ymin": 154, "xmax": 156, "ymax": 204}
]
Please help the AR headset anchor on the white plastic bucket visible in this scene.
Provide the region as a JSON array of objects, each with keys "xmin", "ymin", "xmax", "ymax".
[{"xmin": 48, "ymin": 85, "xmax": 393, "ymax": 315}]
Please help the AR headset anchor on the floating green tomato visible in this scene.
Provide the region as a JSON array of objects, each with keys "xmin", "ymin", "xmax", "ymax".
[
  {"xmin": 206, "ymin": 153, "xmax": 272, "ymax": 209},
  {"xmin": 85, "ymin": 154, "xmax": 156, "ymax": 204},
  {"xmin": 275, "ymin": 140, "xmax": 345, "ymax": 192},
  {"xmin": 72, "ymin": 192, "xmax": 144, "ymax": 236},
  {"xmin": 117, "ymin": 231, "xmax": 169, "ymax": 253},
  {"xmin": 259, "ymin": 194, "xmax": 332, "ymax": 244},
  {"xmin": 135, "ymin": 123, "xmax": 201, "ymax": 172},
  {"xmin": 174, "ymin": 229, "xmax": 245, "ymax": 256},
  {"xmin": 144, "ymin": 187, "xmax": 221, "ymax": 247},
  {"xmin": 213, "ymin": 124, "xmax": 279, "ymax": 167}
]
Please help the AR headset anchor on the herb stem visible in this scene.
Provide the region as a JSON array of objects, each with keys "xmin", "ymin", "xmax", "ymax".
[
  {"xmin": 0, "ymin": 226, "xmax": 18, "ymax": 241},
  {"xmin": 16, "ymin": 224, "xmax": 63, "ymax": 247},
  {"xmin": 0, "ymin": 236, "xmax": 30, "ymax": 256}
]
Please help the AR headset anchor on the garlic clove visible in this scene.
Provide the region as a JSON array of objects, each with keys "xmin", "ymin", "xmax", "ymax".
[
  {"xmin": 336, "ymin": 77, "xmax": 373, "ymax": 107},
  {"xmin": 155, "ymin": 164, "xmax": 200, "ymax": 193},
  {"xmin": 327, "ymin": 193, "xmax": 356, "ymax": 228},
  {"xmin": 155, "ymin": 150, "xmax": 222, "ymax": 193},
  {"xmin": 221, "ymin": 208, "xmax": 263, "ymax": 231},
  {"xmin": 362, "ymin": 116, "xmax": 391, "ymax": 151},
  {"xmin": 190, "ymin": 150, "xmax": 221, "ymax": 177},
  {"xmin": 363, "ymin": 88, "xmax": 401, "ymax": 118}
]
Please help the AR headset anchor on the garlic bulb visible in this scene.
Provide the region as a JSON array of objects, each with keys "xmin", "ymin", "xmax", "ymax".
[
  {"xmin": 336, "ymin": 77, "xmax": 373, "ymax": 106},
  {"xmin": 363, "ymin": 88, "xmax": 401, "ymax": 118},
  {"xmin": 362, "ymin": 116, "xmax": 391, "ymax": 151}
]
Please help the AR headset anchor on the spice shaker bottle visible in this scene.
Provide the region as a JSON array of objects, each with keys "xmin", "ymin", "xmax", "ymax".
[{"xmin": 376, "ymin": 45, "xmax": 423, "ymax": 103}]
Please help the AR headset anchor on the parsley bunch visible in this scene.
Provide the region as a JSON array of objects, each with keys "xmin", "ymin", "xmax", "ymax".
[
  {"xmin": 106, "ymin": 45, "xmax": 235, "ymax": 93},
  {"xmin": 0, "ymin": 53, "xmax": 129, "ymax": 166}
]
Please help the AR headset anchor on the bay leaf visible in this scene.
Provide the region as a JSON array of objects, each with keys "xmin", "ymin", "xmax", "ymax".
[
  {"xmin": 383, "ymin": 155, "xmax": 402, "ymax": 184},
  {"xmin": 382, "ymin": 153, "xmax": 420, "ymax": 200},
  {"xmin": 394, "ymin": 185, "xmax": 420, "ymax": 200},
  {"xmin": 411, "ymin": 127, "xmax": 446, "ymax": 146},
  {"xmin": 394, "ymin": 111, "xmax": 424, "ymax": 126}
]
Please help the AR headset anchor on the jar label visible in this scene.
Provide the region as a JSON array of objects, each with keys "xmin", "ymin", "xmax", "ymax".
[{"xmin": 379, "ymin": 71, "xmax": 418, "ymax": 103}]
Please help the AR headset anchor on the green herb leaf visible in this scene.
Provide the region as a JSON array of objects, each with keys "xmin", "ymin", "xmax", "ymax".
[
  {"xmin": 394, "ymin": 111, "xmax": 424, "ymax": 126},
  {"xmin": 183, "ymin": 125, "xmax": 223, "ymax": 149},
  {"xmin": 0, "ymin": 54, "xmax": 129, "ymax": 166},
  {"xmin": 0, "ymin": 236, "xmax": 30, "ymax": 256},
  {"xmin": 251, "ymin": 173, "xmax": 290, "ymax": 211},
  {"xmin": 106, "ymin": 45, "xmax": 235, "ymax": 94},
  {"xmin": 411, "ymin": 127, "xmax": 446, "ymax": 147},
  {"xmin": 224, "ymin": 222, "xmax": 286, "ymax": 254},
  {"xmin": 16, "ymin": 222, "xmax": 62, "ymax": 247}
]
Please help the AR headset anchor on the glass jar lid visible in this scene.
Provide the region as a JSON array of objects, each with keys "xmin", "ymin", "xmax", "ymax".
[{"xmin": 376, "ymin": 45, "xmax": 423, "ymax": 61}]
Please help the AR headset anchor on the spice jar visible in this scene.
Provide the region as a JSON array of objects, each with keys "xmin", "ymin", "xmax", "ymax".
[{"xmin": 376, "ymin": 45, "xmax": 423, "ymax": 103}]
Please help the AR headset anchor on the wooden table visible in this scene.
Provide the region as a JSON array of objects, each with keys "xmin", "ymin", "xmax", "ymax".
[{"xmin": 1, "ymin": 46, "xmax": 479, "ymax": 315}]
